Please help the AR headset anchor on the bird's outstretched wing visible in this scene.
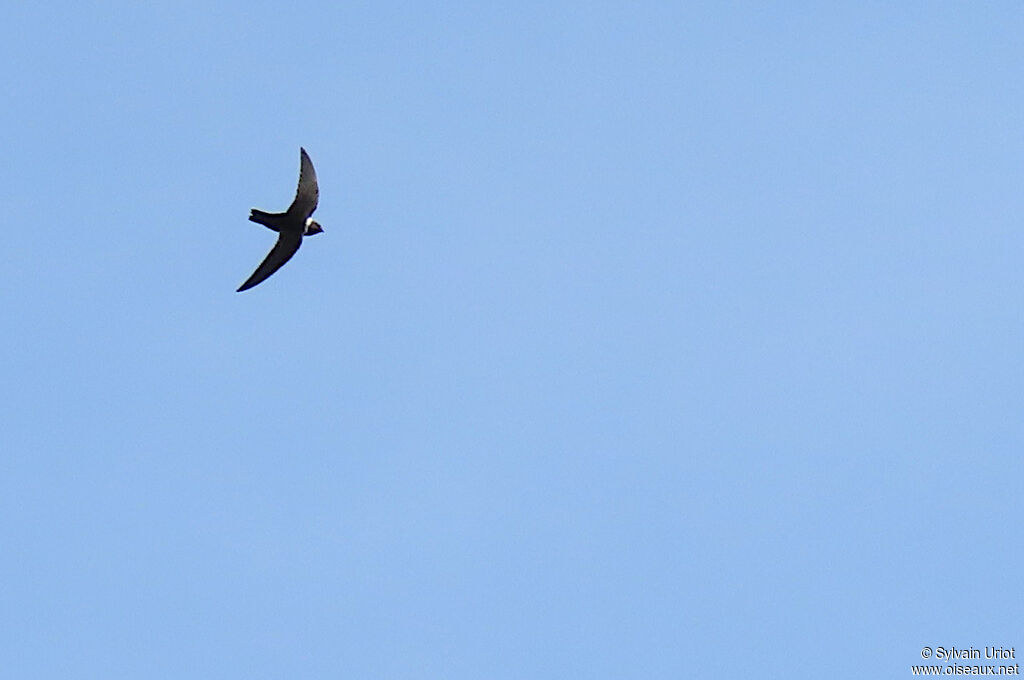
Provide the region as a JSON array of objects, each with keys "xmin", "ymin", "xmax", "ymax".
[
  {"xmin": 287, "ymin": 147, "xmax": 319, "ymax": 218},
  {"xmin": 237, "ymin": 231, "xmax": 303, "ymax": 292}
]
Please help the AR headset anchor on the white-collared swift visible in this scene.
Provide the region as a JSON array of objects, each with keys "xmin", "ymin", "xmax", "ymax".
[{"xmin": 237, "ymin": 147, "xmax": 324, "ymax": 292}]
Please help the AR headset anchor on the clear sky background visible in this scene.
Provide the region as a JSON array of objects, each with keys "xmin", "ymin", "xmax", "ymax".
[{"xmin": 1, "ymin": 3, "xmax": 1021, "ymax": 678}]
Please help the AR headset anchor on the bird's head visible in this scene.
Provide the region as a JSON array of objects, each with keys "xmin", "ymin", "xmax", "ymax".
[{"xmin": 304, "ymin": 218, "xmax": 324, "ymax": 236}]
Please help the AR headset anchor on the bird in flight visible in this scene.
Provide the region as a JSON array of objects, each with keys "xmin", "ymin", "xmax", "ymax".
[{"xmin": 237, "ymin": 147, "xmax": 324, "ymax": 292}]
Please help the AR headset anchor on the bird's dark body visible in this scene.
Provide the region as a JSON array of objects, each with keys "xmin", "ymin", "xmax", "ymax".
[{"xmin": 236, "ymin": 147, "xmax": 323, "ymax": 292}]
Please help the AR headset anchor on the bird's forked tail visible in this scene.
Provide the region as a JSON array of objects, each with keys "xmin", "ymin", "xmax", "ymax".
[{"xmin": 249, "ymin": 209, "xmax": 288, "ymax": 231}]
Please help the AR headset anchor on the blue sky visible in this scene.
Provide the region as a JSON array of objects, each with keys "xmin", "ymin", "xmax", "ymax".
[{"xmin": 1, "ymin": 2, "xmax": 1022, "ymax": 677}]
